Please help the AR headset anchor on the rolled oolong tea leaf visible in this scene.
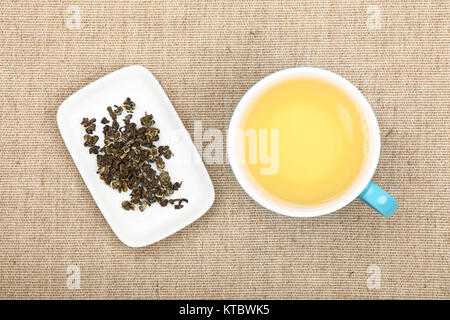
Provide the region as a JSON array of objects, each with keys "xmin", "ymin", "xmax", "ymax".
[
  {"xmin": 81, "ymin": 117, "xmax": 96, "ymax": 134},
  {"xmin": 121, "ymin": 201, "xmax": 135, "ymax": 211},
  {"xmin": 100, "ymin": 117, "xmax": 109, "ymax": 124},
  {"xmin": 81, "ymin": 97, "xmax": 188, "ymax": 211},
  {"xmin": 113, "ymin": 104, "xmax": 123, "ymax": 115},
  {"xmin": 122, "ymin": 97, "xmax": 136, "ymax": 113}
]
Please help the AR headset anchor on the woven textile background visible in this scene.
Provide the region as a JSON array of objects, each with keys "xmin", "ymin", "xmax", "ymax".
[{"xmin": 0, "ymin": 0, "xmax": 448, "ymax": 299}]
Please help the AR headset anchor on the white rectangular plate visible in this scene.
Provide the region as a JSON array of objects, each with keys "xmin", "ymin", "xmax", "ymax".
[{"xmin": 57, "ymin": 65, "xmax": 214, "ymax": 247}]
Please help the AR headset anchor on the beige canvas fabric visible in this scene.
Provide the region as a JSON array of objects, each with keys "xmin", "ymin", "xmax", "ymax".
[{"xmin": 0, "ymin": 0, "xmax": 448, "ymax": 299}]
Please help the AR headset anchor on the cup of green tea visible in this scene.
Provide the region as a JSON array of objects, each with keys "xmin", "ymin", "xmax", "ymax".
[{"xmin": 227, "ymin": 67, "xmax": 397, "ymax": 217}]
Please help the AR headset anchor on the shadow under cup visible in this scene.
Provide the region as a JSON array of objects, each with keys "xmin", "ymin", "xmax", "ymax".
[{"xmin": 227, "ymin": 67, "xmax": 397, "ymax": 218}]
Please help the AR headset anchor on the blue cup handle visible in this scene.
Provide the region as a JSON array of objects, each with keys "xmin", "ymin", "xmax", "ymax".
[{"xmin": 358, "ymin": 182, "xmax": 398, "ymax": 217}]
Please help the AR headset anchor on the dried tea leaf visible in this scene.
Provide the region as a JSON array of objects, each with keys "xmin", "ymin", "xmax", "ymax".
[{"xmin": 81, "ymin": 98, "xmax": 187, "ymax": 212}]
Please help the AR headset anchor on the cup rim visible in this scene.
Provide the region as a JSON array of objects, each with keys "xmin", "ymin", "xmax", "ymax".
[{"xmin": 227, "ymin": 67, "xmax": 381, "ymax": 217}]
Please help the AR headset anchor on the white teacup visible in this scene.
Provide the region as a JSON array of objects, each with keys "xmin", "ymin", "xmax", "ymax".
[{"xmin": 227, "ymin": 67, "xmax": 397, "ymax": 218}]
